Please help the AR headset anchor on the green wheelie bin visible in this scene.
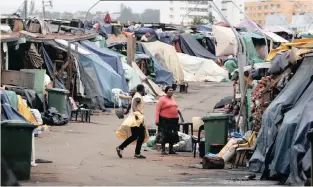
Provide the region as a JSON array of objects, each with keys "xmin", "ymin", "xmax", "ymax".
[
  {"xmin": 201, "ymin": 113, "xmax": 231, "ymax": 154},
  {"xmin": 1, "ymin": 120, "xmax": 37, "ymax": 180},
  {"xmin": 46, "ymin": 88, "xmax": 69, "ymax": 115}
]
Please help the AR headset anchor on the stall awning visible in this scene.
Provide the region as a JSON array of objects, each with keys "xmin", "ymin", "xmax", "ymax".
[{"xmin": 264, "ymin": 31, "xmax": 289, "ymax": 43}]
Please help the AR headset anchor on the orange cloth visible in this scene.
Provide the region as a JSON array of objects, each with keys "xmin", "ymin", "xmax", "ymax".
[
  {"xmin": 123, "ymin": 31, "xmax": 134, "ymax": 37},
  {"xmin": 155, "ymin": 96, "xmax": 179, "ymax": 123}
]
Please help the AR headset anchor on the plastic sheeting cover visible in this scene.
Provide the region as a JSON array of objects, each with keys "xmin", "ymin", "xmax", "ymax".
[
  {"xmin": 142, "ymin": 41, "xmax": 184, "ymax": 84},
  {"xmin": 136, "ymin": 43, "xmax": 173, "ymax": 86},
  {"xmin": 249, "ymin": 56, "xmax": 313, "ymax": 174},
  {"xmin": 267, "ymin": 51, "xmax": 290, "ymax": 74},
  {"xmin": 269, "ymin": 81, "xmax": 313, "ymax": 185},
  {"xmin": 122, "ymin": 61, "xmax": 142, "ymax": 91},
  {"xmin": 130, "ymin": 62, "xmax": 165, "ymax": 97},
  {"xmin": 75, "ymin": 46, "xmax": 124, "ymax": 107},
  {"xmin": 80, "ymin": 40, "xmax": 128, "ymax": 92},
  {"xmin": 102, "ymin": 24, "xmax": 112, "ymax": 34},
  {"xmin": 236, "ymin": 19, "xmax": 261, "ymax": 32},
  {"xmin": 179, "ymin": 34, "xmax": 219, "ymax": 59},
  {"xmin": 213, "ymin": 25, "xmax": 238, "ymax": 57},
  {"xmin": 177, "ymin": 53, "xmax": 228, "ymax": 82}
]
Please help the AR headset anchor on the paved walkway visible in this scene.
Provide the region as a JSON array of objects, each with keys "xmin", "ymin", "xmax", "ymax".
[{"xmin": 22, "ymin": 82, "xmax": 278, "ymax": 186}]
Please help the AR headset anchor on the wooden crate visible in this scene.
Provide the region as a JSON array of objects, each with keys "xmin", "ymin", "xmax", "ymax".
[{"xmin": 1, "ymin": 70, "xmax": 35, "ymax": 89}]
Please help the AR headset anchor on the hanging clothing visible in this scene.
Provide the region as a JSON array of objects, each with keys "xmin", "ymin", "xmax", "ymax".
[{"xmin": 116, "ymin": 92, "xmax": 150, "ymax": 145}]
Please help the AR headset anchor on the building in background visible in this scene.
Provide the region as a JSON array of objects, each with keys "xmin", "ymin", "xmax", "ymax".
[
  {"xmin": 220, "ymin": 0, "xmax": 245, "ymax": 25},
  {"xmin": 245, "ymin": 0, "xmax": 313, "ymax": 26},
  {"xmin": 159, "ymin": 0, "xmax": 244, "ymax": 26},
  {"xmin": 160, "ymin": 1, "xmax": 210, "ymax": 25}
]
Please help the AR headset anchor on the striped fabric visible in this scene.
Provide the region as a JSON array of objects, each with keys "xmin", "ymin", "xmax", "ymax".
[{"xmin": 28, "ymin": 43, "xmax": 44, "ymax": 68}]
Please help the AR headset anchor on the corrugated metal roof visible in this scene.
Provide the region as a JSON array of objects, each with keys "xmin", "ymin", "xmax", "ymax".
[{"xmin": 0, "ymin": 32, "xmax": 20, "ymax": 43}]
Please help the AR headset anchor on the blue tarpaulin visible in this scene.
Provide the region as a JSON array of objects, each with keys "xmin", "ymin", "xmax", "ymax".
[
  {"xmin": 1, "ymin": 90, "xmax": 27, "ymax": 121},
  {"xmin": 137, "ymin": 43, "xmax": 173, "ymax": 86},
  {"xmin": 249, "ymin": 56, "xmax": 313, "ymax": 185},
  {"xmin": 80, "ymin": 40, "xmax": 128, "ymax": 92},
  {"xmin": 102, "ymin": 24, "xmax": 112, "ymax": 34},
  {"xmin": 196, "ymin": 25, "xmax": 212, "ymax": 32},
  {"xmin": 75, "ymin": 44, "xmax": 124, "ymax": 107}
]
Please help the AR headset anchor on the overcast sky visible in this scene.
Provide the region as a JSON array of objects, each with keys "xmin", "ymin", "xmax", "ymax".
[
  {"xmin": 0, "ymin": 0, "xmax": 257, "ymax": 14},
  {"xmin": 0, "ymin": 0, "xmax": 167, "ymax": 14}
]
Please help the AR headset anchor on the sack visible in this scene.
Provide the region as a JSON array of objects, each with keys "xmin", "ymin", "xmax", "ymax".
[
  {"xmin": 155, "ymin": 131, "xmax": 163, "ymax": 144},
  {"xmin": 155, "ymin": 129, "xmax": 179, "ymax": 144},
  {"xmin": 30, "ymin": 109, "xmax": 43, "ymax": 125},
  {"xmin": 218, "ymin": 137, "xmax": 239, "ymax": 162},
  {"xmin": 115, "ymin": 108, "xmax": 125, "ymax": 119},
  {"xmin": 202, "ymin": 156, "xmax": 225, "ymax": 169},
  {"xmin": 42, "ymin": 107, "xmax": 69, "ymax": 126}
]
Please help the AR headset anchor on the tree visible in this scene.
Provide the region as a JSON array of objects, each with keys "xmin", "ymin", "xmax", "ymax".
[
  {"xmin": 62, "ymin": 12, "xmax": 73, "ymax": 20},
  {"xmin": 140, "ymin": 9, "xmax": 160, "ymax": 23},
  {"xmin": 51, "ymin": 12, "xmax": 61, "ymax": 19},
  {"xmin": 44, "ymin": 11, "xmax": 52, "ymax": 19},
  {"xmin": 191, "ymin": 16, "xmax": 208, "ymax": 25},
  {"xmin": 118, "ymin": 4, "xmax": 138, "ymax": 23},
  {"xmin": 208, "ymin": 12, "xmax": 216, "ymax": 25},
  {"xmin": 117, "ymin": 4, "xmax": 160, "ymax": 24}
]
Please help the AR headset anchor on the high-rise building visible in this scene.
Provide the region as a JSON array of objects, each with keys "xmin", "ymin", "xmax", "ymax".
[
  {"xmin": 160, "ymin": 1, "xmax": 210, "ymax": 25},
  {"xmin": 245, "ymin": 0, "xmax": 313, "ymax": 26},
  {"xmin": 159, "ymin": 0, "xmax": 244, "ymax": 26},
  {"xmin": 220, "ymin": 0, "xmax": 245, "ymax": 25}
]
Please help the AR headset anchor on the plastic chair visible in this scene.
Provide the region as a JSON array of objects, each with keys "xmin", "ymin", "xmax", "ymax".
[
  {"xmin": 231, "ymin": 131, "xmax": 257, "ymax": 168},
  {"xmin": 112, "ymin": 88, "xmax": 123, "ymax": 108},
  {"xmin": 112, "ymin": 88, "xmax": 130, "ymax": 108},
  {"xmin": 193, "ymin": 125, "xmax": 204, "ymax": 158},
  {"xmin": 178, "ymin": 110, "xmax": 193, "ymax": 136}
]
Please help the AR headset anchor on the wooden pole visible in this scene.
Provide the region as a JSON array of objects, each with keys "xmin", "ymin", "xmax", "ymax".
[
  {"xmin": 127, "ymin": 35, "xmax": 136, "ymax": 67},
  {"xmin": 52, "ymin": 62, "xmax": 56, "ymax": 87},
  {"xmin": 132, "ymin": 35, "xmax": 136, "ymax": 62},
  {"xmin": 66, "ymin": 43, "xmax": 71, "ymax": 90}
]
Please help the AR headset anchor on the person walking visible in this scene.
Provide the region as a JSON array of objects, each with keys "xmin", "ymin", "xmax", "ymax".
[
  {"xmin": 116, "ymin": 84, "xmax": 149, "ymax": 159},
  {"xmin": 155, "ymin": 86, "xmax": 180, "ymax": 155}
]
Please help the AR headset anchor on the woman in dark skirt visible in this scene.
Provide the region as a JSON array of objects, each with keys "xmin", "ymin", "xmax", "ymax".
[{"xmin": 155, "ymin": 86, "xmax": 179, "ymax": 155}]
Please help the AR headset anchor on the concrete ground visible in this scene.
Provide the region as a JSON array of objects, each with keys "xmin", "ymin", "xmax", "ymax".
[{"xmin": 22, "ymin": 82, "xmax": 277, "ymax": 186}]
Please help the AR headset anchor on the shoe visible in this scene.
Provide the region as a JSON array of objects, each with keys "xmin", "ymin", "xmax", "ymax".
[
  {"xmin": 161, "ymin": 151, "xmax": 168, "ymax": 155},
  {"xmin": 134, "ymin": 154, "xmax": 146, "ymax": 159},
  {"xmin": 169, "ymin": 150, "xmax": 177, "ymax": 154},
  {"xmin": 116, "ymin": 147, "xmax": 123, "ymax": 158}
]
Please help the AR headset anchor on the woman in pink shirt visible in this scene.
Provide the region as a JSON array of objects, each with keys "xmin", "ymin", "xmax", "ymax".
[{"xmin": 155, "ymin": 86, "xmax": 179, "ymax": 155}]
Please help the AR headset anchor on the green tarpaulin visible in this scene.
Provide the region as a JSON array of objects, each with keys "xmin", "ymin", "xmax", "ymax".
[{"xmin": 242, "ymin": 33, "xmax": 264, "ymax": 64}]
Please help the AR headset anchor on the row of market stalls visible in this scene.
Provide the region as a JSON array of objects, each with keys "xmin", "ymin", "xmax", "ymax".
[
  {"xmin": 202, "ymin": 20, "xmax": 313, "ymax": 185},
  {"xmin": 0, "ymin": 18, "xmax": 166, "ymax": 182},
  {"xmin": 118, "ymin": 19, "xmax": 313, "ymax": 185},
  {"xmin": 246, "ymin": 38, "xmax": 313, "ymax": 185}
]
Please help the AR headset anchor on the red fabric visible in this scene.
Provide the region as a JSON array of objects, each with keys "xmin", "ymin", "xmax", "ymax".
[
  {"xmin": 155, "ymin": 96, "xmax": 179, "ymax": 123},
  {"xmin": 104, "ymin": 13, "xmax": 112, "ymax": 23},
  {"xmin": 174, "ymin": 41, "xmax": 182, "ymax": 53}
]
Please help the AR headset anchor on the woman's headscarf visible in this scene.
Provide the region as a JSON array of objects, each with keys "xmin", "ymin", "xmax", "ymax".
[{"xmin": 164, "ymin": 86, "xmax": 172, "ymax": 93}]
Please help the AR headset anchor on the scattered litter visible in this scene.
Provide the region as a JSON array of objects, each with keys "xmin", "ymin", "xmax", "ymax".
[
  {"xmin": 245, "ymin": 174, "xmax": 256, "ymax": 180},
  {"xmin": 179, "ymin": 172, "xmax": 191, "ymax": 176},
  {"xmin": 188, "ymin": 164, "xmax": 202, "ymax": 169}
]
